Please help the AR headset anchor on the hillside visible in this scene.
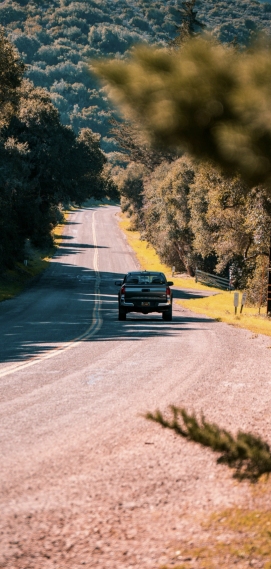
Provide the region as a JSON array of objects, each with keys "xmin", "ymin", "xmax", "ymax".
[{"xmin": 1, "ymin": 0, "xmax": 271, "ymax": 152}]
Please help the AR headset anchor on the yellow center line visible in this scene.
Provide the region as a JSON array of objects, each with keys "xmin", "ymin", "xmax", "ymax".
[{"xmin": 0, "ymin": 211, "xmax": 102, "ymax": 379}]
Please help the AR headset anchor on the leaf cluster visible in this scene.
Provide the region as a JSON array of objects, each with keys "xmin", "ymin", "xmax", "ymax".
[
  {"xmin": 146, "ymin": 406, "xmax": 271, "ymax": 482},
  {"xmin": 109, "ymin": 117, "xmax": 178, "ymax": 170}
]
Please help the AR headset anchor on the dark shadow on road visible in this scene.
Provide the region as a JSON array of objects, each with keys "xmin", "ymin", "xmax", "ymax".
[
  {"xmin": 59, "ymin": 243, "xmax": 108, "ymax": 250},
  {"xmin": 172, "ymin": 288, "xmax": 218, "ymax": 300},
  {"xmin": 55, "ymin": 235, "xmax": 74, "ymax": 240}
]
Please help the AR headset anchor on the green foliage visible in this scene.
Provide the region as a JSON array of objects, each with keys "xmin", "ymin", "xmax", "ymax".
[
  {"xmin": 94, "ymin": 37, "xmax": 271, "ymax": 188},
  {"xmin": 4, "ymin": 79, "xmax": 109, "ymax": 248},
  {"xmin": 0, "ymin": 30, "xmax": 116, "ymax": 268},
  {"xmin": 143, "ymin": 156, "xmax": 197, "ymax": 275},
  {"xmin": 171, "ymin": 0, "xmax": 205, "ymax": 48},
  {"xmin": 1, "ymin": 0, "xmax": 185, "ymax": 150},
  {"xmin": 146, "ymin": 406, "xmax": 271, "ymax": 482},
  {"xmin": 116, "ymin": 153, "xmax": 271, "ymax": 296},
  {"xmin": 189, "ymin": 164, "xmax": 271, "ymax": 283},
  {"xmin": 109, "ymin": 117, "xmax": 178, "ymax": 170},
  {"xmin": 114, "ymin": 162, "xmax": 147, "ymax": 230}
]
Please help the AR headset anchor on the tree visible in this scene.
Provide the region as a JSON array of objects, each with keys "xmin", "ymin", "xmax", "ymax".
[
  {"xmin": 0, "ymin": 26, "xmax": 25, "ymax": 127},
  {"xmin": 143, "ymin": 156, "xmax": 196, "ymax": 275},
  {"xmin": 171, "ymin": 0, "xmax": 205, "ymax": 48},
  {"xmin": 114, "ymin": 161, "xmax": 147, "ymax": 230},
  {"xmin": 189, "ymin": 163, "xmax": 271, "ymax": 288},
  {"xmin": 5, "ymin": 80, "xmax": 111, "ymax": 248}
]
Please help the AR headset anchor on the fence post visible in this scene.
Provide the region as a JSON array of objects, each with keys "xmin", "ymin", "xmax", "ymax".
[
  {"xmin": 234, "ymin": 292, "xmax": 239, "ymax": 315},
  {"xmin": 240, "ymin": 292, "xmax": 246, "ymax": 314}
]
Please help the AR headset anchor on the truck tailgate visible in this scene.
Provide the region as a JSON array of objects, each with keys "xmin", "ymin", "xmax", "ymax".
[{"xmin": 124, "ymin": 286, "xmax": 167, "ymax": 303}]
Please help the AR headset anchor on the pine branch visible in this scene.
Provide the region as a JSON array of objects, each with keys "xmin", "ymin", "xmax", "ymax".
[{"xmin": 145, "ymin": 406, "xmax": 271, "ymax": 482}]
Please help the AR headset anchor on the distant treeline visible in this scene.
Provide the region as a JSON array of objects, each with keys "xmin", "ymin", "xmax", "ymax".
[
  {"xmin": 0, "ymin": 29, "xmax": 116, "ymax": 269},
  {"xmin": 1, "ymin": 0, "xmax": 270, "ymax": 153}
]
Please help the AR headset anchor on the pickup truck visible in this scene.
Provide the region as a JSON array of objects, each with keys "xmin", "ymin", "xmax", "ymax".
[{"xmin": 115, "ymin": 271, "xmax": 174, "ymax": 321}]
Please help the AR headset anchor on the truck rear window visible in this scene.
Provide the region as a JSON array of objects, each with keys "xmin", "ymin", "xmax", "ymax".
[{"xmin": 126, "ymin": 274, "xmax": 166, "ymax": 285}]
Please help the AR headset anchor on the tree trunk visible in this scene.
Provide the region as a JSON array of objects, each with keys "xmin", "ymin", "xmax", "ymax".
[{"xmin": 173, "ymin": 241, "xmax": 194, "ymax": 276}]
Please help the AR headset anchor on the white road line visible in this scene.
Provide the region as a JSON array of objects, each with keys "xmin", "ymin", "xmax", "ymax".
[{"xmin": 0, "ymin": 211, "xmax": 103, "ymax": 379}]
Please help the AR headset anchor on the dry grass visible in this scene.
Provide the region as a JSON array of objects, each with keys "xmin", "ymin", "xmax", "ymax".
[{"xmin": 160, "ymin": 505, "xmax": 271, "ymax": 569}]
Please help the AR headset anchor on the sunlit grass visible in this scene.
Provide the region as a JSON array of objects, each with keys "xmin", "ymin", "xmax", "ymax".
[{"xmin": 179, "ymin": 291, "xmax": 271, "ymax": 337}]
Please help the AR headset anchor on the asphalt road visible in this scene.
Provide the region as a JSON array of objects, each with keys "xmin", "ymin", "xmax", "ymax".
[{"xmin": 1, "ymin": 205, "xmax": 271, "ymax": 569}]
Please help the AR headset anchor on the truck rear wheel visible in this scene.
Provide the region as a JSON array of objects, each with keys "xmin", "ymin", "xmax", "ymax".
[
  {"xmin": 118, "ymin": 307, "xmax": 126, "ymax": 321},
  {"xmin": 162, "ymin": 306, "xmax": 172, "ymax": 321}
]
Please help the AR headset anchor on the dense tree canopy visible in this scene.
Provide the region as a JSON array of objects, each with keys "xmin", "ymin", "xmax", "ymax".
[
  {"xmin": 114, "ymin": 154, "xmax": 271, "ymax": 299},
  {"xmin": 1, "ymin": 0, "xmax": 269, "ymax": 151},
  {"xmin": 0, "ymin": 29, "xmax": 116, "ymax": 268}
]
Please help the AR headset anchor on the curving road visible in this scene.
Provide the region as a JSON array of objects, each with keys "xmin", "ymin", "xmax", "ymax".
[{"xmin": 1, "ymin": 205, "xmax": 271, "ymax": 569}]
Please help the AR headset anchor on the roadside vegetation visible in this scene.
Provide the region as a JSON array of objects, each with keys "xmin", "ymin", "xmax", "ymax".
[
  {"xmin": 0, "ymin": 28, "xmax": 117, "ymax": 284},
  {"xmin": 0, "ymin": 208, "xmax": 67, "ymax": 302},
  {"xmin": 180, "ymin": 291, "xmax": 271, "ymax": 337},
  {"xmin": 119, "ymin": 215, "xmax": 215, "ymax": 291},
  {"xmin": 120, "ymin": 214, "xmax": 271, "ymax": 337}
]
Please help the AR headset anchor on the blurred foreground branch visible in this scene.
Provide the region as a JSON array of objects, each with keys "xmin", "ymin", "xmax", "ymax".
[
  {"xmin": 146, "ymin": 406, "xmax": 271, "ymax": 482},
  {"xmin": 93, "ymin": 36, "xmax": 271, "ymax": 189}
]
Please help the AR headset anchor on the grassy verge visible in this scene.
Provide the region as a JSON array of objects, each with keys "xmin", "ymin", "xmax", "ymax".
[
  {"xmin": 0, "ymin": 213, "xmax": 67, "ymax": 303},
  {"xmin": 119, "ymin": 214, "xmax": 271, "ymax": 337},
  {"xmin": 179, "ymin": 290, "xmax": 271, "ymax": 337}
]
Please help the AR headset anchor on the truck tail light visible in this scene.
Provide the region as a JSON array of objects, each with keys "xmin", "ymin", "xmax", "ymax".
[
  {"xmin": 166, "ymin": 286, "xmax": 171, "ymax": 297},
  {"xmin": 120, "ymin": 285, "xmax": 125, "ymax": 296}
]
